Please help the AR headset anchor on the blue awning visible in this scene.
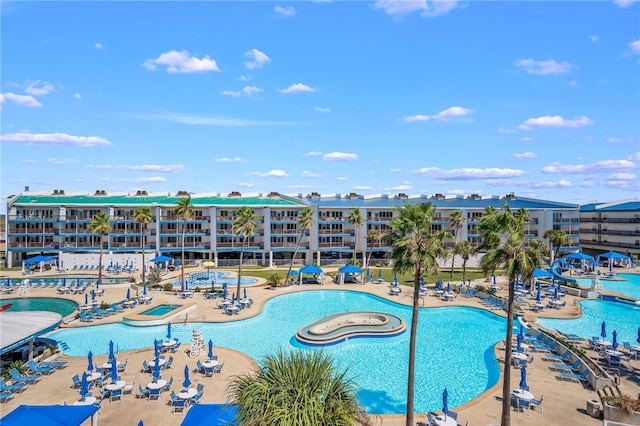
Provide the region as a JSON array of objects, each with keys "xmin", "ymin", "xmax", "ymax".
[
  {"xmin": 598, "ymin": 251, "xmax": 630, "ymax": 260},
  {"xmin": 299, "ymin": 265, "xmax": 323, "ymax": 274},
  {"xmin": 181, "ymin": 403, "xmax": 239, "ymax": 426},
  {"xmin": 150, "ymin": 255, "xmax": 174, "ymax": 263},
  {"xmin": 24, "ymin": 255, "xmax": 56, "ymax": 266},
  {"xmin": 339, "ymin": 264, "xmax": 363, "ymax": 274},
  {"xmin": 533, "ymin": 268, "xmax": 553, "ymax": 278},
  {"xmin": 1, "ymin": 405, "xmax": 98, "ymax": 426},
  {"xmin": 563, "ymin": 252, "xmax": 593, "ymax": 260}
]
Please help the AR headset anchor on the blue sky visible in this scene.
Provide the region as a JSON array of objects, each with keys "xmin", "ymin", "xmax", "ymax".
[{"xmin": 1, "ymin": 0, "xmax": 639, "ymax": 210}]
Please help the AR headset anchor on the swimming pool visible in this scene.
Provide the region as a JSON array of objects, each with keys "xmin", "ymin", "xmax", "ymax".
[
  {"xmin": 172, "ymin": 271, "xmax": 259, "ymax": 289},
  {"xmin": 0, "ymin": 297, "xmax": 78, "ymax": 317},
  {"xmin": 537, "ymin": 299, "xmax": 640, "ymax": 344},
  {"xmin": 3, "ymin": 275, "xmax": 130, "ymax": 286},
  {"xmin": 48, "ymin": 291, "xmax": 505, "ymax": 414},
  {"xmin": 139, "ymin": 304, "xmax": 182, "ymax": 316},
  {"xmin": 575, "ymin": 273, "xmax": 640, "ymax": 300}
]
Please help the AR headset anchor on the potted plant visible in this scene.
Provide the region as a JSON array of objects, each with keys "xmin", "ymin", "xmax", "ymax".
[{"xmin": 602, "ymin": 394, "xmax": 640, "ymax": 424}]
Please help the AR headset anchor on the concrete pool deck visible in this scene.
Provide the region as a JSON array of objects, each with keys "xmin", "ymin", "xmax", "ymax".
[{"xmin": 1, "ymin": 266, "xmax": 639, "ymax": 425}]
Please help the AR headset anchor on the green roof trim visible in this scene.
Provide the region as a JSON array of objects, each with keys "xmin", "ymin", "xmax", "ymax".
[{"xmin": 10, "ymin": 194, "xmax": 302, "ymax": 207}]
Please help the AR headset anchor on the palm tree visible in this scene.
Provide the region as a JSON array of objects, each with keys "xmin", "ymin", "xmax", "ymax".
[
  {"xmin": 478, "ymin": 204, "xmax": 547, "ymax": 426},
  {"xmin": 175, "ymin": 196, "xmax": 194, "ymax": 292},
  {"xmin": 135, "ymin": 206, "xmax": 152, "ymax": 295},
  {"xmin": 382, "ymin": 202, "xmax": 448, "ymax": 426},
  {"xmin": 88, "ymin": 212, "xmax": 110, "ymax": 287},
  {"xmin": 365, "ymin": 228, "xmax": 381, "ymax": 269},
  {"xmin": 285, "ymin": 208, "xmax": 314, "ymax": 286},
  {"xmin": 348, "ymin": 207, "xmax": 364, "ymax": 265},
  {"xmin": 448, "ymin": 210, "xmax": 466, "ymax": 278},
  {"xmin": 454, "ymin": 240, "xmax": 475, "ymax": 285},
  {"xmin": 544, "ymin": 229, "xmax": 572, "ymax": 263},
  {"xmin": 226, "ymin": 349, "xmax": 373, "ymax": 426},
  {"xmin": 234, "ymin": 206, "xmax": 259, "ymax": 299}
]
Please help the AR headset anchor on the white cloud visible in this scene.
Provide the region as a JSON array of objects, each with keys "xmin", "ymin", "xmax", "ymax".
[
  {"xmin": 323, "ymin": 152, "xmax": 359, "ymax": 161},
  {"xmin": 630, "ymin": 39, "xmax": 640, "ymax": 55},
  {"xmin": 314, "ymin": 107, "xmax": 330, "ymax": 113},
  {"xmin": 274, "ymin": 5, "xmax": 295, "ymax": 16},
  {"xmin": 74, "ymin": 93, "xmax": 81, "ymax": 99},
  {"xmin": 542, "ymin": 159, "xmax": 636, "ymax": 174},
  {"xmin": 581, "ymin": 181, "xmax": 597, "ymax": 188},
  {"xmin": 498, "ymin": 127, "xmax": 516, "ymax": 134},
  {"xmin": 484, "ymin": 179, "xmax": 572, "ymax": 188},
  {"xmin": 401, "ymin": 106, "xmax": 473, "ymax": 123},
  {"xmin": 237, "ymin": 182, "xmax": 256, "ymax": 188},
  {"xmin": 608, "ymin": 137, "xmax": 633, "ymax": 144},
  {"xmin": 237, "ymin": 75, "xmax": 250, "ymax": 82},
  {"xmin": 94, "ymin": 42, "xmax": 105, "ymax": 49},
  {"xmin": 221, "ymin": 86, "xmax": 263, "ymax": 97},
  {"xmin": 23, "ymin": 159, "xmax": 37, "ymax": 164},
  {"xmin": 250, "ymin": 169, "xmax": 289, "ymax": 178},
  {"xmin": 305, "ymin": 151, "xmax": 323, "ymax": 156},
  {"xmin": 373, "ymin": 0, "xmax": 460, "ymax": 19},
  {"xmin": 386, "ymin": 184, "xmax": 412, "ymax": 191},
  {"xmin": 353, "ymin": 185, "xmax": 374, "ymax": 191},
  {"xmin": 514, "ymin": 58, "xmax": 575, "ymax": 75},
  {"xmin": 277, "ymin": 83, "xmax": 316, "ymax": 94},
  {"xmin": 336, "ymin": 176, "xmax": 348, "ymax": 181},
  {"xmin": 121, "ymin": 177, "xmax": 167, "ymax": 183},
  {"xmin": 47, "ymin": 157, "xmax": 76, "ymax": 164},
  {"xmin": 91, "ymin": 164, "xmax": 184, "ymax": 173},
  {"xmin": 215, "ymin": 157, "xmax": 243, "ymax": 162},
  {"xmin": 518, "ymin": 115, "xmax": 593, "ymax": 130},
  {"xmin": 628, "ymin": 152, "xmax": 640, "ymax": 161},
  {"xmin": 519, "ymin": 137, "xmax": 533, "ymax": 142},
  {"xmin": 142, "ymin": 50, "xmax": 219, "ymax": 73},
  {"xmin": 0, "ymin": 93, "xmax": 42, "ymax": 108},
  {"xmin": 244, "ymin": 49, "xmax": 271, "ymax": 70},
  {"xmin": 1, "ymin": 132, "xmax": 112, "ymax": 147},
  {"xmin": 513, "ymin": 152, "xmax": 537, "ymax": 159},
  {"xmin": 221, "ymin": 90, "xmax": 241, "ymax": 98},
  {"xmin": 132, "ymin": 112, "xmax": 303, "ymax": 127},
  {"xmin": 567, "ymin": 80, "xmax": 577, "ymax": 87},
  {"xmin": 301, "ymin": 171, "xmax": 322, "ymax": 178},
  {"xmin": 390, "ymin": 168, "xmax": 402, "ymax": 172},
  {"xmin": 605, "ymin": 178, "xmax": 640, "ymax": 190},
  {"xmin": 24, "ymin": 80, "xmax": 54, "ymax": 96},
  {"xmin": 610, "ymin": 172, "xmax": 636, "ymax": 180},
  {"xmin": 615, "ymin": 0, "xmax": 638, "ymax": 7},
  {"xmin": 412, "ymin": 167, "xmax": 526, "ymax": 179},
  {"xmin": 587, "ymin": 35, "xmax": 599, "ymax": 42}
]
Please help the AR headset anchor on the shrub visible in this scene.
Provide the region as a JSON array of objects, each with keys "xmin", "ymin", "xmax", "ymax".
[
  {"xmin": 194, "ymin": 287, "xmax": 201, "ymax": 292},
  {"xmin": 268, "ymin": 273, "xmax": 282, "ymax": 287},
  {"xmin": 163, "ymin": 283, "xmax": 174, "ymax": 292},
  {"xmin": 602, "ymin": 395, "xmax": 640, "ymax": 414}
]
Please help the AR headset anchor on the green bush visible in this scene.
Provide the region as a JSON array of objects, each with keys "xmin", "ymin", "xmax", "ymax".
[
  {"xmin": 194, "ymin": 287, "xmax": 201, "ymax": 293},
  {"xmin": 163, "ymin": 283, "xmax": 174, "ymax": 292}
]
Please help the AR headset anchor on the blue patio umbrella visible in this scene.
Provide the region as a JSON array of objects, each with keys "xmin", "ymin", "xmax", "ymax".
[
  {"xmin": 154, "ymin": 340, "xmax": 160, "ymax": 358},
  {"xmin": 447, "ymin": 282, "xmax": 451, "ymax": 293},
  {"xmin": 96, "ymin": 280, "xmax": 99, "ymax": 290},
  {"xmin": 436, "ymin": 280, "xmax": 442, "ymax": 289},
  {"xmin": 612, "ymin": 330, "xmax": 618, "ymax": 349},
  {"xmin": 208, "ymin": 339, "xmax": 213, "ymax": 360},
  {"xmin": 183, "ymin": 365, "xmax": 191, "ymax": 390},
  {"xmin": 91, "ymin": 289, "xmax": 96, "ymax": 303},
  {"xmin": 493, "ymin": 275, "xmax": 496, "ymax": 285},
  {"xmin": 152, "ymin": 355, "xmax": 161, "ymax": 383},
  {"xmin": 516, "ymin": 333, "xmax": 523, "ymax": 352},
  {"xmin": 394, "ymin": 271, "xmax": 398, "ymax": 285},
  {"xmin": 601, "ymin": 321, "xmax": 607, "ymax": 341},
  {"xmin": 223, "ymin": 287, "xmax": 227, "ymax": 300},
  {"xmin": 84, "ymin": 293, "xmax": 88, "ymax": 305},
  {"xmin": 80, "ymin": 372, "xmax": 89, "ymax": 401},
  {"xmin": 87, "ymin": 351, "xmax": 94, "ymax": 372},
  {"xmin": 167, "ymin": 322, "xmax": 172, "ymax": 340},
  {"xmin": 138, "ymin": 421, "xmax": 143, "ymax": 426},
  {"xmin": 109, "ymin": 340, "xmax": 115, "ymax": 363},
  {"xmin": 442, "ymin": 388, "xmax": 449, "ymax": 416},
  {"xmin": 243, "ymin": 288, "xmax": 247, "ymax": 300},
  {"xmin": 637, "ymin": 327, "xmax": 640, "ymax": 344},
  {"xmin": 519, "ymin": 366, "xmax": 528, "ymax": 390},
  {"xmin": 554, "ymin": 285, "xmax": 558, "ymax": 300},
  {"xmin": 231, "ymin": 292, "xmax": 235, "ymax": 304},
  {"xmin": 143, "ymin": 283, "xmax": 147, "ymax": 295},
  {"xmin": 519, "ymin": 324, "xmax": 524, "ymax": 338},
  {"xmin": 126, "ymin": 288, "xmax": 130, "ymax": 300},
  {"xmin": 111, "ymin": 357, "xmax": 118, "ymax": 384},
  {"xmin": 536, "ymin": 282, "xmax": 541, "ymax": 302}
]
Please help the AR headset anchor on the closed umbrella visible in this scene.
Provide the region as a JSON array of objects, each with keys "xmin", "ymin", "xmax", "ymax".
[
  {"xmin": 536, "ymin": 282, "xmax": 541, "ymax": 303},
  {"xmin": 516, "ymin": 333, "xmax": 523, "ymax": 352},
  {"xmin": 554, "ymin": 285, "xmax": 558, "ymax": 300},
  {"xmin": 637, "ymin": 327, "xmax": 640, "ymax": 344},
  {"xmin": 154, "ymin": 339, "xmax": 160, "ymax": 359},
  {"xmin": 109, "ymin": 340, "xmax": 115, "ymax": 363},
  {"xmin": 91, "ymin": 289, "xmax": 96, "ymax": 303},
  {"xmin": 84, "ymin": 293, "xmax": 88, "ymax": 305},
  {"xmin": 447, "ymin": 282, "xmax": 451, "ymax": 293},
  {"xmin": 612, "ymin": 330, "xmax": 618, "ymax": 349},
  {"xmin": 208, "ymin": 339, "xmax": 213, "ymax": 360},
  {"xmin": 167, "ymin": 322, "xmax": 172, "ymax": 341},
  {"xmin": 519, "ymin": 366, "xmax": 528, "ymax": 390},
  {"xmin": 153, "ymin": 355, "xmax": 161, "ymax": 383},
  {"xmin": 243, "ymin": 288, "xmax": 247, "ymax": 300},
  {"xmin": 80, "ymin": 372, "xmax": 89, "ymax": 401},
  {"xmin": 87, "ymin": 351, "xmax": 94, "ymax": 372},
  {"xmin": 231, "ymin": 292, "xmax": 235, "ymax": 304},
  {"xmin": 442, "ymin": 388, "xmax": 449, "ymax": 417},
  {"xmin": 493, "ymin": 275, "xmax": 496, "ymax": 285},
  {"xmin": 183, "ymin": 365, "xmax": 191, "ymax": 390},
  {"xmin": 143, "ymin": 283, "xmax": 147, "ymax": 295},
  {"xmin": 126, "ymin": 288, "xmax": 130, "ymax": 300},
  {"xmin": 601, "ymin": 321, "xmax": 607, "ymax": 342},
  {"xmin": 111, "ymin": 357, "xmax": 118, "ymax": 383}
]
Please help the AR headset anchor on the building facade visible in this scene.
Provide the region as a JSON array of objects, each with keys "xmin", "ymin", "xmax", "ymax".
[
  {"xmin": 5, "ymin": 189, "xmax": 581, "ymax": 268},
  {"xmin": 579, "ymin": 199, "xmax": 640, "ymax": 259}
]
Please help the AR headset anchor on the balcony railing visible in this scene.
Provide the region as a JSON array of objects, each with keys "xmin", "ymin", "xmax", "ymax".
[{"xmin": 579, "ymin": 239, "xmax": 639, "ymax": 249}]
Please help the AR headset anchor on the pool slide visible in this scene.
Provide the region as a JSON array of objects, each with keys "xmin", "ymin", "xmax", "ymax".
[{"xmin": 550, "ymin": 261, "xmax": 576, "ymax": 284}]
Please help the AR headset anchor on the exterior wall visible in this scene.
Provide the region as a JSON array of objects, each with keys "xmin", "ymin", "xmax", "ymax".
[{"xmin": 579, "ymin": 201, "xmax": 640, "ymax": 259}]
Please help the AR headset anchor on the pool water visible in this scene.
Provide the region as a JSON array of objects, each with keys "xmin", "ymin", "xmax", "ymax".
[
  {"xmin": 3, "ymin": 275, "xmax": 130, "ymax": 286},
  {"xmin": 48, "ymin": 290, "xmax": 506, "ymax": 414},
  {"xmin": 172, "ymin": 271, "xmax": 258, "ymax": 289},
  {"xmin": 537, "ymin": 299, "xmax": 640, "ymax": 344},
  {"xmin": 0, "ymin": 297, "xmax": 78, "ymax": 317},
  {"xmin": 575, "ymin": 273, "xmax": 640, "ymax": 300},
  {"xmin": 139, "ymin": 304, "xmax": 182, "ymax": 316}
]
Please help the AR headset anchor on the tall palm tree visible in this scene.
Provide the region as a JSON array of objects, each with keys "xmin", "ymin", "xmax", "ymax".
[
  {"xmin": 454, "ymin": 240, "xmax": 475, "ymax": 285},
  {"xmin": 383, "ymin": 202, "xmax": 447, "ymax": 426},
  {"xmin": 448, "ymin": 210, "xmax": 466, "ymax": 278},
  {"xmin": 478, "ymin": 204, "xmax": 547, "ymax": 426},
  {"xmin": 88, "ymin": 212, "xmax": 110, "ymax": 287},
  {"xmin": 234, "ymin": 206, "xmax": 259, "ymax": 299},
  {"xmin": 226, "ymin": 349, "xmax": 373, "ymax": 426},
  {"xmin": 175, "ymin": 196, "xmax": 194, "ymax": 292},
  {"xmin": 285, "ymin": 208, "xmax": 314, "ymax": 286},
  {"xmin": 135, "ymin": 206, "xmax": 152, "ymax": 294},
  {"xmin": 543, "ymin": 229, "xmax": 572, "ymax": 263},
  {"xmin": 365, "ymin": 228, "xmax": 381, "ymax": 269},
  {"xmin": 348, "ymin": 207, "xmax": 364, "ymax": 265}
]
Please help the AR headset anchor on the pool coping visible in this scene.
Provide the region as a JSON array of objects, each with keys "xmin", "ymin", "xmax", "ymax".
[{"xmin": 122, "ymin": 302, "xmax": 196, "ymax": 326}]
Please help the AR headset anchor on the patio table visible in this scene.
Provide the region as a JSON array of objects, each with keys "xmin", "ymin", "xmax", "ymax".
[
  {"xmin": 149, "ymin": 359, "xmax": 166, "ymax": 368},
  {"xmin": 178, "ymin": 388, "xmax": 197, "ymax": 400},
  {"xmin": 73, "ymin": 396, "xmax": 96, "ymax": 406},
  {"xmin": 432, "ymin": 414, "xmax": 457, "ymax": 426},
  {"xmin": 512, "ymin": 388, "xmax": 534, "ymax": 401},
  {"xmin": 86, "ymin": 372, "xmax": 102, "ymax": 383},
  {"xmin": 146, "ymin": 380, "xmax": 166, "ymax": 390},
  {"xmin": 162, "ymin": 340, "xmax": 177, "ymax": 347},
  {"xmin": 105, "ymin": 380, "xmax": 126, "ymax": 391},
  {"xmin": 203, "ymin": 360, "xmax": 218, "ymax": 369}
]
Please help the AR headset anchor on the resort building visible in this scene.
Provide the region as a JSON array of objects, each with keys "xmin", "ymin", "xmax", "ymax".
[
  {"xmin": 4, "ymin": 189, "xmax": 581, "ymax": 269},
  {"xmin": 579, "ymin": 198, "xmax": 640, "ymax": 259}
]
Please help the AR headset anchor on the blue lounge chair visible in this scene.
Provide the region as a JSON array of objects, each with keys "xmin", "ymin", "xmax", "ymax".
[
  {"xmin": 559, "ymin": 369, "xmax": 590, "ymax": 383},
  {"xmin": 551, "ymin": 359, "xmax": 582, "ymax": 372},
  {"xmin": 0, "ymin": 379, "xmax": 27, "ymax": 393},
  {"xmin": 9, "ymin": 368, "xmax": 41, "ymax": 385},
  {"xmin": 40, "ymin": 359, "xmax": 69, "ymax": 370},
  {"xmin": 0, "ymin": 392, "xmax": 15, "ymax": 404},
  {"xmin": 542, "ymin": 351, "xmax": 570, "ymax": 362},
  {"xmin": 27, "ymin": 360, "xmax": 55, "ymax": 375}
]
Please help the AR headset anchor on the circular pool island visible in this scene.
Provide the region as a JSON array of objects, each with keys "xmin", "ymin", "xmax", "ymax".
[{"xmin": 296, "ymin": 311, "xmax": 406, "ymax": 346}]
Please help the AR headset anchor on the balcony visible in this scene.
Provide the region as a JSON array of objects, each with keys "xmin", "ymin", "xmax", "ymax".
[
  {"xmin": 579, "ymin": 239, "xmax": 639, "ymax": 249},
  {"xmin": 271, "ymin": 242, "xmax": 309, "ymax": 249},
  {"xmin": 270, "ymin": 229, "xmax": 302, "ymax": 235}
]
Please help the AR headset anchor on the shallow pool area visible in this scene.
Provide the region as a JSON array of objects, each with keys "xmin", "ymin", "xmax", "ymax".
[
  {"xmin": 48, "ymin": 290, "xmax": 506, "ymax": 414},
  {"xmin": 537, "ymin": 298, "xmax": 640, "ymax": 344},
  {"xmin": 139, "ymin": 304, "xmax": 182, "ymax": 316},
  {"xmin": 171, "ymin": 271, "xmax": 259, "ymax": 289},
  {"xmin": 0, "ymin": 297, "xmax": 78, "ymax": 317}
]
